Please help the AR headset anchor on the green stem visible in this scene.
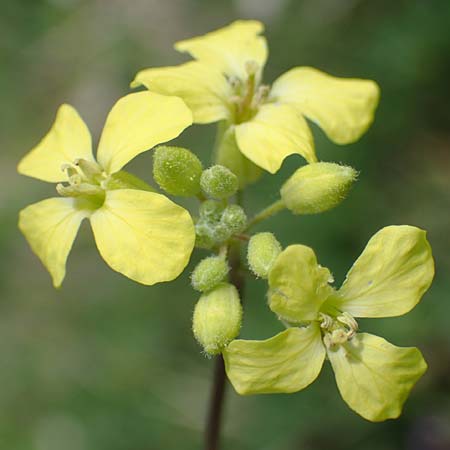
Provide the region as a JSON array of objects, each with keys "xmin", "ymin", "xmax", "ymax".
[{"xmin": 245, "ymin": 199, "xmax": 285, "ymax": 231}]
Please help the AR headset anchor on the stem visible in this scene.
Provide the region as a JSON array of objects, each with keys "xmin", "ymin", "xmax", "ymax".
[
  {"xmin": 205, "ymin": 355, "xmax": 227, "ymax": 450},
  {"xmin": 204, "ymin": 197, "xmax": 246, "ymax": 450},
  {"xmin": 245, "ymin": 199, "xmax": 285, "ymax": 231}
]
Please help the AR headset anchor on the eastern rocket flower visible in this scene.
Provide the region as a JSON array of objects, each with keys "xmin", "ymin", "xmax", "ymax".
[
  {"xmin": 223, "ymin": 226, "xmax": 434, "ymax": 421},
  {"xmin": 131, "ymin": 20, "xmax": 380, "ymax": 174},
  {"xmin": 18, "ymin": 92, "xmax": 195, "ymax": 287}
]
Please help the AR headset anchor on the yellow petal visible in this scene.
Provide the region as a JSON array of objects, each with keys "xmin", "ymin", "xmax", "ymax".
[
  {"xmin": 271, "ymin": 67, "xmax": 380, "ymax": 144},
  {"xmin": 90, "ymin": 189, "xmax": 195, "ymax": 285},
  {"xmin": 235, "ymin": 103, "xmax": 316, "ymax": 173},
  {"xmin": 96, "ymin": 92, "xmax": 193, "ymax": 174},
  {"xmin": 18, "ymin": 198, "xmax": 89, "ymax": 287},
  {"xmin": 175, "ymin": 20, "xmax": 267, "ymax": 81},
  {"xmin": 268, "ymin": 245, "xmax": 333, "ymax": 322},
  {"xmin": 334, "ymin": 226, "xmax": 434, "ymax": 318},
  {"xmin": 328, "ymin": 333, "xmax": 427, "ymax": 421},
  {"xmin": 131, "ymin": 61, "xmax": 231, "ymax": 124},
  {"xmin": 224, "ymin": 324, "xmax": 325, "ymax": 395},
  {"xmin": 18, "ymin": 104, "xmax": 94, "ymax": 182}
]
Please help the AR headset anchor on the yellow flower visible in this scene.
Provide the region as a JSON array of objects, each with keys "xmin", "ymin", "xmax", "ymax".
[
  {"xmin": 132, "ymin": 20, "xmax": 379, "ymax": 174},
  {"xmin": 224, "ymin": 226, "xmax": 434, "ymax": 421},
  {"xmin": 18, "ymin": 92, "xmax": 195, "ymax": 287}
]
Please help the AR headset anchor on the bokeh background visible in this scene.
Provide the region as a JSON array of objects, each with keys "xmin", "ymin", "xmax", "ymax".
[{"xmin": 1, "ymin": 0, "xmax": 449, "ymax": 449}]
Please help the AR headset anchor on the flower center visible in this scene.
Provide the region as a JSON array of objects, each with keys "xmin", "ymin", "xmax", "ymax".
[
  {"xmin": 56, "ymin": 158, "xmax": 107, "ymax": 208},
  {"xmin": 228, "ymin": 60, "xmax": 270, "ymax": 124},
  {"xmin": 319, "ymin": 311, "xmax": 358, "ymax": 349}
]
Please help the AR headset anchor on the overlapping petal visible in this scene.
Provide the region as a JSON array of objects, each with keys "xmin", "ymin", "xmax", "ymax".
[
  {"xmin": 131, "ymin": 62, "xmax": 231, "ymax": 124},
  {"xmin": 271, "ymin": 67, "xmax": 380, "ymax": 144},
  {"xmin": 18, "ymin": 104, "xmax": 94, "ymax": 182},
  {"xmin": 224, "ymin": 324, "xmax": 325, "ymax": 395},
  {"xmin": 327, "ymin": 333, "xmax": 427, "ymax": 421},
  {"xmin": 175, "ymin": 20, "xmax": 267, "ymax": 81},
  {"xmin": 334, "ymin": 226, "xmax": 434, "ymax": 318},
  {"xmin": 268, "ymin": 245, "xmax": 333, "ymax": 322},
  {"xmin": 235, "ymin": 103, "xmax": 316, "ymax": 173},
  {"xmin": 97, "ymin": 92, "xmax": 192, "ymax": 174},
  {"xmin": 90, "ymin": 189, "xmax": 195, "ymax": 285},
  {"xmin": 18, "ymin": 198, "xmax": 90, "ymax": 287}
]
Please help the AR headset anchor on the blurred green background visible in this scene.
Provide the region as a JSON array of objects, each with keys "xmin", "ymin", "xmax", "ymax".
[{"xmin": 1, "ymin": 0, "xmax": 449, "ymax": 449}]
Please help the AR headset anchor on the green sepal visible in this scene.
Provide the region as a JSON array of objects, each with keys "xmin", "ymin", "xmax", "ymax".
[
  {"xmin": 104, "ymin": 170, "xmax": 155, "ymax": 192},
  {"xmin": 215, "ymin": 123, "xmax": 262, "ymax": 189}
]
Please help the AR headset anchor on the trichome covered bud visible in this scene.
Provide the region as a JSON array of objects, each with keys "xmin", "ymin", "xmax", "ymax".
[
  {"xmin": 221, "ymin": 204, "xmax": 247, "ymax": 234},
  {"xmin": 191, "ymin": 256, "xmax": 229, "ymax": 292},
  {"xmin": 200, "ymin": 165, "xmax": 238, "ymax": 199},
  {"xmin": 280, "ymin": 162, "xmax": 357, "ymax": 214},
  {"xmin": 193, "ymin": 283, "xmax": 242, "ymax": 355},
  {"xmin": 153, "ymin": 146, "xmax": 203, "ymax": 196},
  {"xmin": 247, "ymin": 232, "xmax": 282, "ymax": 278},
  {"xmin": 195, "ymin": 201, "xmax": 247, "ymax": 248}
]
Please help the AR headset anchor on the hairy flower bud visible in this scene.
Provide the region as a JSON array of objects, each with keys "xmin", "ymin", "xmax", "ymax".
[
  {"xmin": 191, "ymin": 256, "xmax": 229, "ymax": 292},
  {"xmin": 193, "ymin": 283, "xmax": 242, "ymax": 355},
  {"xmin": 281, "ymin": 162, "xmax": 357, "ymax": 214},
  {"xmin": 200, "ymin": 165, "xmax": 238, "ymax": 199},
  {"xmin": 221, "ymin": 204, "xmax": 247, "ymax": 234},
  {"xmin": 199, "ymin": 199, "xmax": 225, "ymax": 223},
  {"xmin": 247, "ymin": 232, "xmax": 282, "ymax": 278},
  {"xmin": 153, "ymin": 146, "xmax": 203, "ymax": 196}
]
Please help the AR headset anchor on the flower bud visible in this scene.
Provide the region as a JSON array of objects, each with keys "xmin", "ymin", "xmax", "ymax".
[
  {"xmin": 193, "ymin": 283, "xmax": 242, "ymax": 355},
  {"xmin": 199, "ymin": 200, "xmax": 225, "ymax": 223},
  {"xmin": 220, "ymin": 204, "xmax": 247, "ymax": 234},
  {"xmin": 281, "ymin": 162, "xmax": 357, "ymax": 215},
  {"xmin": 247, "ymin": 232, "xmax": 282, "ymax": 278},
  {"xmin": 191, "ymin": 256, "xmax": 229, "ymax": 292},
  {"xmin": 153, "ymin": 146, "xmax": 203, "ymax": 196},
  {"xmin": 200, "ymin": 165, "xmax": 238, "ymax": 199}
]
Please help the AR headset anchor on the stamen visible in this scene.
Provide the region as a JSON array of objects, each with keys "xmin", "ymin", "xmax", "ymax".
[
  {"xmin": 74, "ymin": 158, "xmax": 103, "ymax": 181},
  {"xmin": 337, "ymin": 312, "xmax": 358, "ymax": 335},
  {"xmin": 245, "ymin": 60, "xmax": 259, "ymax": 76}
]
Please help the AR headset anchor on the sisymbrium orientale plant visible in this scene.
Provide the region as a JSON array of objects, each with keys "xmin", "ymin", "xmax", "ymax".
[{"xmin": 18, "ymin": 20, "xmax": 434, "ymax": 450}]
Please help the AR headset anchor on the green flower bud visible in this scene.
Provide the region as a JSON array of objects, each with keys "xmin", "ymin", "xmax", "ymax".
[
  {"xmin": 199, "ymin": 200, "xmax": 225, "ymax": 223},
  {"xmin": 247, "ymin": 232, "xmax": 282, "ymax": 278},
  {"xmin": 221, "ymin": 204, "xmax": 247, "ymax": 234},
  {"xmin": 193, "ymin": 283, "xmax": 242, "ymax": 355},
  {"xmin": 200, "ymin": 165, "xmax": 238, "ymax": 199},
  {"xmin": 153, "ymin": 146, "xmax": 203, "ymax": 196},
  {"xmin": 281, "ymin": 162, "xmax": 357, "ymax": 215},
  {"xmin": 211, "ymin": 223, "xmax": 232, "ymax": 243},
  {"xmin": 191, "ymin": 256, "xmax": 229, "ymax": 292},
  {"xmin": 195, "ymin": 221, "xmax": 216, "ymax": 249}
]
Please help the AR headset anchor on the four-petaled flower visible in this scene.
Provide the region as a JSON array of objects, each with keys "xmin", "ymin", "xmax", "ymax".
[
  {"xmin": 132, "ymin": 20, "xmax": 379, "ymax": 175},
  {"xmin": 18, "ymin": 92, "xmax": 195, "ymax": 287},
  {"xmin": 224, "ymin": 226, "xmax": 434, "ymax": 421}
]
